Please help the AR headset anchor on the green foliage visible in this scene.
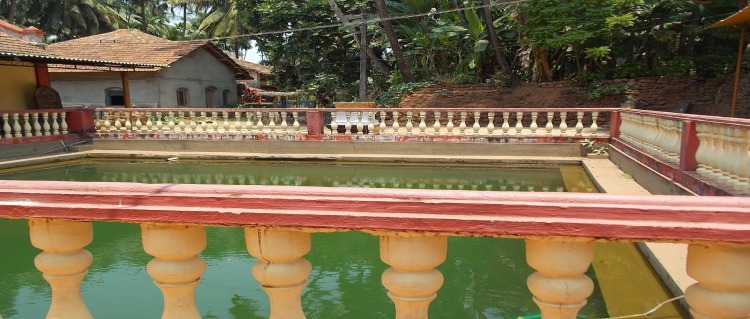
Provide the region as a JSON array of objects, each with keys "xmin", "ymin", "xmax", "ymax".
[
  {"xmin": 485, "ymin": 72, "xmax": 512, "ymax": 87},
  {"xmin": 435, "ymin": 88, "xmax": 450, "ymax": 97},
  {"xmin": 4, "ymin": 0, "xmax": 742, "ymax": 95},
  {"xmin": 375, "ymin": 82, "xmax": 431, "ymax": 107},
  {"xmin": 454, "ymin": 73, "xmax": 478, "ymax": 85},
  {"xmin": 587, "ymin": 82, "xmax": 628, "ymax": 100},
  {"xmin": 655, "ymin": 57, "xmax": 695, "ymax": 76},
  {"xmin": 584, "ymin": 46, "xmax": 611, "ymax": 62},
  {"xmin": 581, "ymin": 139, "xmax": 609, "ymax": 155}
]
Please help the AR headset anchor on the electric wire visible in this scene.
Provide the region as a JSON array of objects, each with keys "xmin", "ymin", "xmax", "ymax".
[
  {"xmin": 208, "ymin": 0, "xmax": 527, "ymax": 41},
  {"xmin": 204, "ymin": 1, "xmax": 737, "ymax": 43},
  {"xmin": 596, "ymin": 295, "xmax": 685, "ymax": 319}
]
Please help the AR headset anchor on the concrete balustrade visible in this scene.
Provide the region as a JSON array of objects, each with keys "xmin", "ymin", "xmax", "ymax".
[
  {"xmin": 96, "ymin": 108, "xmax": 306, "ymax": 136},
  {"xmin": 245, "ymin": 228, "xmax": 311, "ymax": 319},
  {"xmin": 380, "ymin": 235, "xmax": 447, "ymax": 319},
  {"xmin": 1, "ymin": 182, "xmax": 748, "ymax": 319},
  {"xmin": 4, "ymin": 106, "xmax": 750, "ymax": 318},
  {"xmin": 29, "ymin": 218, "xmax": 94, "ymax": 319},
  {"xmin": 526, "ymin": 238, "xmax": 595, "ymax": 319},
  {"xmin": 619, "ymin": 112, "xmax": 676, "ymax": 161},
  {"xmin": 694, "ymin": 123, "xmax": 750, "ymax": 191},
  {"xmin": 685, "ymin": 243, "xmax": 750, "ymax": 319},
  {"xmin": 94, "ymin": 107, "xmax": 610, "ymax": 139},
  {"xmin": 612, "ymin": 110, "xmax": 750, "ymax": 195},
  {"xmin": 331, "ymin": 109, "xmax": 605, "ymax": 137},
  {"xmin": 0, "ymin": 110, "xmax": 69, "ymax": 139},
  {"xmin": 141, "ymin": 223, "xmax": 207, "ymax": 319}
]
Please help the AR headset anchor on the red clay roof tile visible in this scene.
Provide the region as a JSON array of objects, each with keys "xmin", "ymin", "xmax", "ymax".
[
  {"xmin": 45, "ymin": 29, "xmax": 250, "ymax": 78},
  {"xmin": 0, "ymin": 31, "xmax": 48, "ymax": 55}
]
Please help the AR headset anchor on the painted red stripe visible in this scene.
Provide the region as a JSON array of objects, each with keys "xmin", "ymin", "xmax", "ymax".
[{"xmin": 0, "ymin": 180, "xmax": 747, "ymax": 243}]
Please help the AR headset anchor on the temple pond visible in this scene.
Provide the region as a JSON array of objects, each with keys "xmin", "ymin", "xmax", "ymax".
[{"xmin": 0, "ymin": 160, "xmax": 676, "ymax": 319}]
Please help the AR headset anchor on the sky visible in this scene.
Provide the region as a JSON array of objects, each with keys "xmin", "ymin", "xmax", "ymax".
[{"xmin": 244, "ymin": 41, "xmax": 262, "ymax": 63}]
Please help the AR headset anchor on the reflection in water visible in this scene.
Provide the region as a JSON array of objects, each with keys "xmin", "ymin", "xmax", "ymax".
[
  {"xmin": 0, "ymin": 160, "xmax": 599, "ymax": 193},
  {"xmin": 0, "ymin": 160, "xmax": 607, "ymax": 318}
]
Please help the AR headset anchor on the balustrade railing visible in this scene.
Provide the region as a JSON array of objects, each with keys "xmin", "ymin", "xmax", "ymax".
[
  {"xmin": 327, "ymin": 108, "xmax": 607, "ymax": 137},
  {"xmin": 615, "ymin": 110, "xmax": 750, "ymax": 194},
  {"xmin": 95, "ymin": 108, "xmax": 305, "ymax": 135},
  {"xmin": 94, "ymin": 108, "xmax": 611, "ymax": 139},
  {"xmin": 694, "ymin": 121, "xmax": 750, "ymax": 192},
  {"xmin": 0, "ymin": 181, "xmax": 748, "ymax": 319},
  {"xmin": 0, "ymin": 110, "xmax": 69, "ymax": 139}
]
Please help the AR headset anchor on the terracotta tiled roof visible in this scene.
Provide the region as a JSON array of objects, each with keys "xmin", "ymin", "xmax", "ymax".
[
  {"xmin": 0, "ymin": 31, "xmax": 47, "ymax": 55},
  {"xmin": 1, "ymin": 27, "xmax": 161, "ymax": 68},
  {"xmin": 45, "ymin": 29, "xmax": 250, "ymax": 78},
  {"xmin": 0, "ymin": 19, "xmax": 26, "ymax": 34},
  {"xmin": 47, "ymin": 29, "xmax": 194, "ymax": 67},
  {"xmin": 234, "ymin": 58, "xmax": 273, "ymax": 75}
]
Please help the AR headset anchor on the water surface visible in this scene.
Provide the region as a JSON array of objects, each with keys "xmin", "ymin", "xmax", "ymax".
[{"xmin": 0, "ymin": 160, "xmax": 608, "ymax": 318}]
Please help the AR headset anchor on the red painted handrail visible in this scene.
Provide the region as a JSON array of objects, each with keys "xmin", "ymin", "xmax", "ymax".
[{"xmin": 0, "ymin": 180, "xmax": 747, "ymax": 243}]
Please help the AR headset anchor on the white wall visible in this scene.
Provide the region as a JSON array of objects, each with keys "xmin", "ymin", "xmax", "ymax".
[
  {"xmin": 51, "ymin": 72, "xmax": 159, "ymax": 108},
  {"xmin": 50, "ymin": 47, "xmax": 238, "ymax": 108},
  {"xmin": 158, "ymin": 48, "xmax": 238, "ymax": 107}
]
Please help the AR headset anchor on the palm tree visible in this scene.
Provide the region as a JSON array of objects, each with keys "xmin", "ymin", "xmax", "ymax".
[
  {"xmin": 374, "ymin": 0, "xmax": 413, "ymax": 82},
  {"xmin": 37, "ymin": 0, "xmax": 125, "ymax": 39},
  {"xmin": 169, "ymin": 0, "xmax": 191, "ymax": 39},
  {"xmin": 194, "ymin": 0, "xmax": 251, "ymax": 57}
]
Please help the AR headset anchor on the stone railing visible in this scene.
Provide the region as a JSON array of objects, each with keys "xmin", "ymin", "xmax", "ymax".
[
  {"xmin": 94, "ymin": 108, "xmax": 305, "ymax": 135},
  {"xmin": 0, "ymin": 109, "xmax": 69, "ymax": 139},
  {"xmin": 324, "ymin": 108, "xmax": 608, "ymax": 137},
  {"xmin": 0, "ymin": 181, "xmax": 748, "ymax": 319},
  {"xmin": 93, "ymin": 108, "xmax": 612, "ymax": 139},
  {"xmin": 613, "ymin": 110, "xmax": 750, "ymax": 195}
]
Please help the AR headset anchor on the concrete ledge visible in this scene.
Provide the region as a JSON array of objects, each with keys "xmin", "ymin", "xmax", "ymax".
[
  {"xmin": 609, "ymin": 145, "xmax": 696, "ymax": 196},
  {"xmin": 0, "ymin": 138, "xmax": 89, "ymax": 161},
  {"xmin": 92, "ymin": 139, "xmax": 585, "ymax": 157}
]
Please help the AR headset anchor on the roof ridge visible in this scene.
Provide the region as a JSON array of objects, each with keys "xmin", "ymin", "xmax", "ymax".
[
  {"xmin": 39, "ymin": 31, "xmax": 249, "ymax": 78},
  {"xmin": 47, "ymin": 29, "xmax": 173, "ymax": 46},
  {"xmin": 0, "ymin": 19, "xmax": 25, "ymax": 34},
  {"xmin": 0, "ymin": 31, "xmax": 49, "ymax": 55}
]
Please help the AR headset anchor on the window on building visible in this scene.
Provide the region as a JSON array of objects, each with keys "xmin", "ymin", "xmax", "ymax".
[
  {"xmin": 176, "ymin": 88, "xmax": 189, "ymax": 106},
  {"xmin": 222, "ymin": 90, "xmax": 231, "ymax": 106},
  {"xmin": 105, "ymin": 88, "xmax": 124, "ymax": 106},
  {"xmin": 205, "ymin": 86, "xmax": 217, "ymax": 107}
]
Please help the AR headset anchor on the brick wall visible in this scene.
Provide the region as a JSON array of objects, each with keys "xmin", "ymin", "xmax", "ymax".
[
  {"xmin": 601, "ymin": 76, "xmax": 749, "ymax": 118},
  {"xmin": 397, "ymin": 76, "xmax": 750, "ymax": 119}
]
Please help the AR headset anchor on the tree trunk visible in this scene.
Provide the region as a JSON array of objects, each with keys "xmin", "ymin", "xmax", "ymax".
[
  {"xmin": 374, "ymin": 0, "xmax": 414, "ymax": 82},
  {"xmin": 140, "ymin": 1, "xmax": 148, "ymax": 33},
  {"xmin": 482, "ymin": 0, "xmax": 511, "ymax": 74},
  {"xmin": 533, "ymin": 47, "xmax": 551, "ymax": 82},
  {"xmin": 327, "ymin": 0, "xmax": 390, "ymax": 77},
  {"xmin": 8, "ymin": 0, "xmax": 16, "ymax": 24},
  {"xmin": 182, "ymin": 5, "xmax": 187, "ymax": 39}
]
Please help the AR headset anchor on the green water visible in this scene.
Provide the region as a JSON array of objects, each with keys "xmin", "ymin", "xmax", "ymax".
[
  {"xmin": 0, "ymin": 160, "xmax": 598, "ymax": 192},
  {"xmin": 0, "ymin": 160, "xmax": 607, "ymax": 318}
]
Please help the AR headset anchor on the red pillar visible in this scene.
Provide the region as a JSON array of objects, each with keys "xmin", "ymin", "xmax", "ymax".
[
  {"xmin": 306, "ymin": 110, "xmax": 324, "ymax": 136},
  {"xmin": 65, "ymin": 109, "xmax": 96, "ymax": 133},
  {"xmin": 679, "ymin": 120, "xmax": 699, "ymax": 171},
  {"xmin": 611, "ymin": 110, "xmax": 621, "ymax": 138},
  {"xmin": 35, "ymin": 63, "xmax": 51, "ymax": 87},
  {"xmin": 121, "ymin": 72, "xmax": 131, "ymax": 108}
]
